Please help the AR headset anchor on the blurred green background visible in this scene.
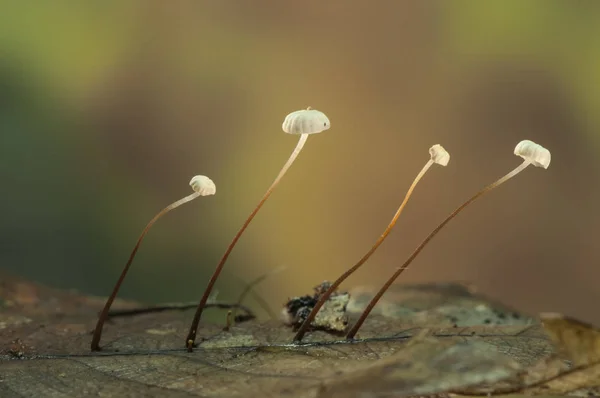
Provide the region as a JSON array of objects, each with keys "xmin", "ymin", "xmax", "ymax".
[{"xmin": 1, "ymin": 2, "xmax": 599, "ymax": 324}]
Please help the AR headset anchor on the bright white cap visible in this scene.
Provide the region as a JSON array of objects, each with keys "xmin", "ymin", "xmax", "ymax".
[
  {"xmin": 189, "ymin": 175, "xmax": 216, "ymax": 196},
  {"xmin": 429, "ymin": 144, "xmax": 450, "ymax": 166},
  {"xmin": 282, "ymin": 108, "xmax": 331, "ymax": 135},
  {"xmin": 514, "ymin": 140, "xmax": 551, "ymax": 169}
]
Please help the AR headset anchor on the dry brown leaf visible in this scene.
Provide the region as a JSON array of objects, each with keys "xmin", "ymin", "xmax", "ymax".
[
  {"xmin": 317, "ymin": 338, "xmax": 521, "ymax": 398},
  {"xmin": 515, "ymin": 314, "xmax": 600, "ymax": 396},
  {"xmin": 453, "ymin": 313, "xmax": 600, "ymax": 397},
  {"xmin": 2, "ymin": 272, "xmax": 596, "ymax": 398},
  {"xmin": 348, "ymin": 282, "xmax": 536, "ymax": 327},
  {"xmin": 539, "ymin": 313, "xmax": 600, "ymax": 366}
]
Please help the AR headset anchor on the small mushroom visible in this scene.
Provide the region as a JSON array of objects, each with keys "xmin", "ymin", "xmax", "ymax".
[
  {"xmin": 91, "ymin": 175, "xmax": 215, "ymax": 351},
  {"xmin": 189, "ymin": 175, "xmax": 217, "ymax": 196},
  {"xmin": 514, "ymin": 139, "xmax": 551, "ymax": 169},
  {"xmin": 345, "ymin": 139, "xmax": 551, "ymax": 339},
  {"xmin": 185, "ymin": 107, "xmax": 330, "ymax": 351},
  {"xmin": 282, "ymin": 108, "xmax": 331, "ymax": 136},
  {"xmin": 293, "ymin": 144, "xmax": 450, "ymax": 342}
]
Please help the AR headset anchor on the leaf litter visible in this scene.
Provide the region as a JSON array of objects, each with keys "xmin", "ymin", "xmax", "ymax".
[{"xmin": 0, "ymin": 272, "xmax": 599, "ymax": 397}]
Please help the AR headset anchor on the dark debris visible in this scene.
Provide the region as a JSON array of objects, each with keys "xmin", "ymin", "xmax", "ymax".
[{"xmin": 282, "ymin": 281, "xmax": 349, "ymax": 333}]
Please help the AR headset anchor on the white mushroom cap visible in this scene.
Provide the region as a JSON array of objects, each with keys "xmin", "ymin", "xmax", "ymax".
[
  {"xmin": 189, "ymin": 175, "xmax": 216, "ymax": 196},
  {"xmin": 429, "ymin": 144, "xmax": 450, "ymax": 166},
  {"xmin": 514, "ymin": 140, "xmax": 551, "ymax": 169},
  {"xmin": 282, "ymin": 108, "xmax": 331, "ymax": 135}
]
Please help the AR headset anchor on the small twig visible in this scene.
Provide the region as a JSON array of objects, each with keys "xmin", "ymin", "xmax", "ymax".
[
  {"xmin": 245, "ymin": 291, "xmax": 278, "ymax": 321},
  {"xmin": 106, "ymin": 301, "xmax": 255, "ymax": 321},
  {"xmin": 233, "ymin": 265, "xmax": 287, "ymax": 322}
]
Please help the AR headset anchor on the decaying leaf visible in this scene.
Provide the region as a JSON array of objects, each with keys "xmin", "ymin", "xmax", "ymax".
[
  {"xmin": 540, "ymin": 312, "xmax": 600, "ymax": 366},
  {"xmin": 347, "ymin": 283, "xmax": 535, "ymax": 328},
  {"xmin": 317, "ymin": 337, "xmax": 521, "ymax": 398},
  {"xmin": 514, "ymin": 313, "xmax": 600, "ymax": 396},
  {"xmin": 452, "ymin": 313, "xmax": 600, "ymax": 397},
  {"xmin": 1, "ymin": 272, "xmax": 598, "ymax": 397}
]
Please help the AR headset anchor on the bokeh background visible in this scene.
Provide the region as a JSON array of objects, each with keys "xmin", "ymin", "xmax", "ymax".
[{"xmin": 1, "ymin": 2, "xmax": 599, "ymax": 324}]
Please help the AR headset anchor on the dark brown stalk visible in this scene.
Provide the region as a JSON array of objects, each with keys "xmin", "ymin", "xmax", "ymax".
[
  {"xmin": 345, "ymin": 161, "xmax": 530, "ymax": 339},
  {"xmin": 91, "ymin": 192, "xmax": 200, "ymax": 351},
  {"xmin": 185, "ymin": 135, "xmax": 308, "ymax": 351},
  {"xmin": 293, "ymin": 159, "xmax": 435, "ymax": 342}
]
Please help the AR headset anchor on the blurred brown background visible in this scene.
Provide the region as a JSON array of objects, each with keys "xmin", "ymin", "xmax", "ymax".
[{"xmin": 1, "ymin": 2, "xmax": 598, "ymax": 324}]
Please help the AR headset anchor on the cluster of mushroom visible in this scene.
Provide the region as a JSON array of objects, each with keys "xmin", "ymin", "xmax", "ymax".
[{"xmin": 90, "ymin": 107, "xmax": 551, "ymax": 352}]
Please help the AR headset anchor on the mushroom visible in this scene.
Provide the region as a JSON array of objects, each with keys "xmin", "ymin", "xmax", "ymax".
[
  {"xmin": 345, "ymin": 139, "xmax": 551, "ymax": 339},
  {"xmin": 90, "ymin": 175, "xmax": 216, "ymax": 351},
  {"xmin": 185, "ymin": 107, "xmax": 330, "ymax": 351},
  {"xmin": 293, "ymin": 144, "xmax": 450, "ymax": 342}
]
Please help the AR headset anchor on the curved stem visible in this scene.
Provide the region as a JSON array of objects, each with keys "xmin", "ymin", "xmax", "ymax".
[
  {"xmin": 91, "ymin": 191, "xmax": 201, "ymax": 351},
  {"xmin": 345, "ymin": 160, "xmax": 530, "ymax": 339},
  {"xmin": 186, "ymin": 133, "xmax": 309, "ymax": 350},
  {"xmin": 293, "ymin": 159, "xmax": 436, "ymax": 342}
]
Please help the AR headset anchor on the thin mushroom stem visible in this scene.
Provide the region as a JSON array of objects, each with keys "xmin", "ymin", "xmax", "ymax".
[
  {"xmin": 345, "ymin": 160, "xmax": 532, "ymax": 339},
  {"xmin": 91, "ymin": 191, "xmax": 202, "ymax": 351},
  {"xmin": 186, "ymin": 133, "xmax": 309, "ymax": 350},
  {"xmin": 293, "ymin": 158, "xmax": 437, "ymax": 342}
]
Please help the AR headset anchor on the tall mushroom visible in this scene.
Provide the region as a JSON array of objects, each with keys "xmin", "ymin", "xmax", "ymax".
[
  {"xmin": 345, "ymin": 139, "xmax": 551, "ymax": 339},
  {"xmin": 293, "ymin": 145, "xmax": 450, "ymax": 342},
  {"xmin": 185, "ymin": 107, "xmax": 330, "ymax": 351},
  {"xmin": 91, "ymin": 175, "xmax": 216, "ymax": 351}
]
